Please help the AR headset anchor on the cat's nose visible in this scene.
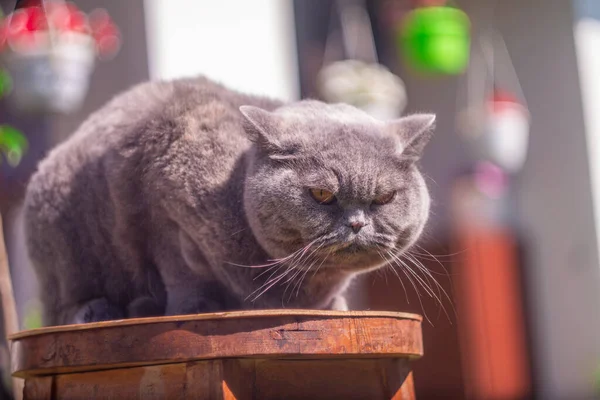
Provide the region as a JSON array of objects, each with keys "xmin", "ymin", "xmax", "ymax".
[{"xmin": 348, "ymin": 221, "xmax": 365, "ymax": 233}]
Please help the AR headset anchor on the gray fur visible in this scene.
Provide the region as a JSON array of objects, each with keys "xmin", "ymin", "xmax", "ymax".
[{"xmin": 23, "ymin": 76, "xmax": 435, "ymax": 326}]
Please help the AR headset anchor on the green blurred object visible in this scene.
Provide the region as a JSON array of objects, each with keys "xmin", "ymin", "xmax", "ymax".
[
  {"xmin": 399, "ymin": 6, "xmax": 471, "ymax": 75},
  {"xmin": 0, "ymin": 69, "xmax": 11, "ymax": 98},
  {"xmin": 22, "ymin": 301, "xmax": 43, "ymax": 330},
  {"xmin": 0, "ymin": 125, "xmax": 28, "ymax": 167}
]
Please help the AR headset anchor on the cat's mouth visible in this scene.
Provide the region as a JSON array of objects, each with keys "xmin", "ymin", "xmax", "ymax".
[
  {"xmin": 323, "ymin": 237, "xmax": 383, "ymax": 257},
  {"xmin": 330, "ymin": 242, "xmax": 368, "ymax": 254}
]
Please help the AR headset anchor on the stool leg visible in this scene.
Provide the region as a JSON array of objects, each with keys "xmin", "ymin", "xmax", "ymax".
[{"xmin": 23, "ymin": 377, "xmax": 52, "ymax": 400}]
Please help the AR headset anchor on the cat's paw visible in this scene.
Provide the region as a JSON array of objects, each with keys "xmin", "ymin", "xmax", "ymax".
[
  {"xmin": 167, "ymin": 298, "xmax": 222, "ymax": 316},
  {"xmin": 329, "ymin": 296, "xmax": 349, "ymax": 311},
  {"xmin": 127, "ymin": 296, "xmax": 164, "ymax": 318},
  {"xmin": 71, "ymin": 298, "xmax": 124, "ymax": 324}
]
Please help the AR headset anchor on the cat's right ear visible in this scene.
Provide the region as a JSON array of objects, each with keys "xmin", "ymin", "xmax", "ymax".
[
  {"xmin": 386, "ymin": 113, "xmax": 436, "ymax": 161},
  {"xmin": 239, "ymin": 106, "xmax": 283, "ymax": 153}
]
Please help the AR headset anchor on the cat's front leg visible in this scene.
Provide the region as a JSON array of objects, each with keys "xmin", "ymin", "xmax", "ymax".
[
  {"xmin": 165, "ymin": 287, "xmax": 223, "ymax": 316},
  {"xmin": 71, "ymin": 298, "xmax": 125, "ymax": 324},
  {"xmin": 329, "ymin": 295, "xmax": 349, "ymax": 311},
  {"xmin": 161, "ymin": 230, "xmax": 227, "ymax": 316}
]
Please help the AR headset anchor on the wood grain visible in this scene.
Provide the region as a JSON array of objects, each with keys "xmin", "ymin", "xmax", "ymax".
[
  {"xmin": 9, "ymin": 309, "xmax": 421, "ymax": 340},
  {"xmin": 23, "ymin": 359, "xmax": 417, "ymax": 400},
  {"xmin": 11, "ymin": 310, "xmax": 423, "ymax": 378}
]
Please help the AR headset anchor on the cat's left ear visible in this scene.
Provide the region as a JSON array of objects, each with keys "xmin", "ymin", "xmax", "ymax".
[
  {"xmin": 386, "ymin": 114, "xmax": 436, "ymax": 160},
  {"xmin": 239, "ymin": 105, "xmax": 283, "ymax": 152}
]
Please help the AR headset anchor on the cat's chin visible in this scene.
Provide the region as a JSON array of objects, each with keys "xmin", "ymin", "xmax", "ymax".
[{"xmin": 315, "ymin": 246, "xmax": 389, "ymax": 273}]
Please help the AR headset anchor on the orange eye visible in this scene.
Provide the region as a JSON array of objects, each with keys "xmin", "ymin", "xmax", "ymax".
[
  {"xmin": 309, "ymin": 188, "xmax": 336, "ymax": 205},
  {"xmin": 373, "ymin": 191, "xmax": 396, "ymax": 205}
]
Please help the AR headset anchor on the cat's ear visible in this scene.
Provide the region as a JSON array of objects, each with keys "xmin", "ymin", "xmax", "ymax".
[
  {"xmin": 386, "ymin": 114, "xmax": 436, "ymax": 160},
  {"xmin": 239, "ymin": 105, "xmax": 283, "ymax": 152}
]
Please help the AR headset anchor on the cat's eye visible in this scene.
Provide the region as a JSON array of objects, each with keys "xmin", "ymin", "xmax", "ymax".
[
  {"xmin": 373, "ymin": 191, "xmax": 396, "ymax": 205},
  {"xmin": 309, "ymin": 188, "xmax": 336, "ymax": 205}
]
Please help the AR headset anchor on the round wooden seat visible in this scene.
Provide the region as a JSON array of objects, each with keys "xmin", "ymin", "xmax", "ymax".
[{"xmin": 10, "ymin": 310, "xmax": 423, "ymax": 399}]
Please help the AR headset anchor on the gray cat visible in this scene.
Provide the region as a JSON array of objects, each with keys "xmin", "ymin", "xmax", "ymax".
[{"xmin": 24, "ymin": 77, "xmax": 435, "ymax": 326}]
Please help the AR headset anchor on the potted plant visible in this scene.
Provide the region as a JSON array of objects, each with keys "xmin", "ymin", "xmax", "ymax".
[{"xmin": 0, "ymin": 1, "xmax": 120, "ymax": 113}]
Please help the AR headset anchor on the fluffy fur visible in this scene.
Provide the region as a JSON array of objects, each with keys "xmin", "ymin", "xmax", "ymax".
[{"xmin": 24, "ymin": 77, "xmax": 435, "ymax": 326}]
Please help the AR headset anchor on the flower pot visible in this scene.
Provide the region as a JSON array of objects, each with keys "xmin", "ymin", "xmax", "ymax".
[
  {"xmin": 457, "ymin": 91, "xmax": 530, "ymax": 173},
  {"xmin": 399, "ymin": 6, "xmax": 470, "ymax": 75},
  {"xmin": 317, "ymin": 60, "xmax": 407, "ymax": 120},
  {"xmin": 3, "ymin": 32, "xmax": 95, "ymax": 113}
]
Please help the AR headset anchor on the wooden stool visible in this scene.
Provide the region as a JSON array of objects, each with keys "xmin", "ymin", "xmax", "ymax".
[{"xmin": 10, "ymin": 310, "xmax": 423, "ymax": 399}]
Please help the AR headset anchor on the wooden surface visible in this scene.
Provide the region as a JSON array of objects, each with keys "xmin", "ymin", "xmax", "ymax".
[
  {"xmin": 11, "ymin": 310, "xmax": 423, "ymax": 399},
  {"xmin": 22, "ymin": 359, "xmax": 417, "ymax": 400},
  {"xmin": 11, "ymin": 310, "xmax": 423, "ymax": 378}
]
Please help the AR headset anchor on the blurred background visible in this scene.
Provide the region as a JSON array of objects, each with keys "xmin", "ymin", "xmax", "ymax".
[{"xmin": 0, "ymin": 0, "xmax": 599, "ymax": 399}]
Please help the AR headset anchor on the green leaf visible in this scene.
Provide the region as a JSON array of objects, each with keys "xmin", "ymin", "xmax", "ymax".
[{"xmin": 0, "ymin": 69, "xmax": 12, "ymax": 98}]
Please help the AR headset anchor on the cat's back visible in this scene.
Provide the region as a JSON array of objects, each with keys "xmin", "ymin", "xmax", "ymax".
[{"xmin": 25, "ymin": 77, "xmax": 280, "ymax": 220}]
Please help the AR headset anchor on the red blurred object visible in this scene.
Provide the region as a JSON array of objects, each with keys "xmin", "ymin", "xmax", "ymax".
[
  {"xmin": 23, "ymin": 7, "xmax": 47, "ymax": 32},
  {"xmin": 411, "ymin": 0, "xmax": 448, "ymax": 7},
  {"xmin": 46, "ymin": 4, "xmax": 89, "ymax": 35},
  {"xmin": 490, "ymin": 88, "xmax": 523, "ymax": 112},
  {"xmin": 89, "ymin": 8, "xmax": 121, "ymax": 57},
  {"xmin": 492, "ymin": 88, "xmax": 519, "ymax": 104},
  {"xmin": 3, "ymin": 8, "xmax": 47, "ymax": 51},
  {"xmin": 451, "ymin": 225, "xmax": 532, "ymax": 400},
  {"xmin": 0, "ymin": 2, "xmax": 120, "ymax": 57}
]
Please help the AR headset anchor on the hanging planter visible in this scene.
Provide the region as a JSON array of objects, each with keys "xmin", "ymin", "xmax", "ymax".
[
  {"xmin": 316, "ymin": 0, "xmax": 407, "ymax": 120},
  {"xmin": 456, "ymin": 31, "xmax": 530, "ymax": 173},
  {"xmin": 399, "ymin": 1, "xmax": 470, "ymax": 75},
  {"xmin": 317, "ymin": 60, "xmax": 407, "ymax": 121},
  {"xmin": 0, "ymin": 1, "xmax": 121, "ymax": 114}
]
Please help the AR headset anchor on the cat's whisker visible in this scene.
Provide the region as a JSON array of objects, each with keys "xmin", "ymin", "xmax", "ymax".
[
  {"xmin": 378, "ymin": 249, "xmax": 409, "ymax": 304},
  {"xmin": 389, "ymin": 251, "xmax": 438, "ymax": 301},
  {"xmin": 248, "ymin": 269, "xmax": 292, "ymax": 303},
  {"xmin": 403, "ymin": 252, "xmax": 456, "ymax": 320},
  {"xmin": 248, "ymin": 251, "xmax": 316, "ymax": 302},
  {"xmin": 233, "ymin": 238, "xmax": 323, "ymax": 271},
  {"xmin": 251, "ymin": 239, "xmax": 322, "ymax": 280},
  {"xmin": 229, "ymin": 228, "xmax": 248, "ymax": 237},
  {"xmin": 226, "ymin": 261, "xmax": 279, "ymax": 269},
  {"xmin": 393, "ymin": 252, "xmax": 438, "ymax": 300},
  {"xmin": 413, "ymin": 243, "xmax": 465, "ymax": 259},
  {"xmin": 283, "ymin": 243, "xmax": 325, "ymax": 304},
  {"xmin": 310, "ymin": 248, "xmax": 331, "ymax": 280},
  {"xmin": 402, "ymin": 252, "xmax": 454, "ymax": 276},
  {"xmin": 253, "ymin": 263, "xmax": 286, "ymax": 281},
  {"xmin": 284, "ymin": 248, "xmax": 332, "ymax": 306},
  {"xmin": 249, "ymin": 237, "xmax": 329, "ymax": 303},
  {"xmin": 386, "ymin": 251, "xmax": 432, "ymax": 325},
  {"xmin": 248, "ymin": 267, "xmax": 286, "ymax": 297},
  {"xmin": 402, "ymin": 265, "xmax": 445, "ymax": 325},
  {"xmin": 292, "ymin": 246, "xmax": 326, "ymax": 300},
  {"xmin": 397, "ymin": 251, "xmax": 454, "ymax": 323},
  {"xmin": 282, "ymin": 261, "xmax": 311, "ymax": 304},
  {"xmin": 248, "ymin": 255, "xmax": 309, "ymax": 301},
  {"xmin": 396, "ymin": 256, "xmax": 439, "ymax": 301},
  {"xmin": 406, "ymin": 255, "xmax": 444, "ymax": 304}
]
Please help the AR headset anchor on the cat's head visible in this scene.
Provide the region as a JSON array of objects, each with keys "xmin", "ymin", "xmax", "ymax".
[{"xmin": 240, "ymin": 100, "xmax": 434, "ymax": 273}]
